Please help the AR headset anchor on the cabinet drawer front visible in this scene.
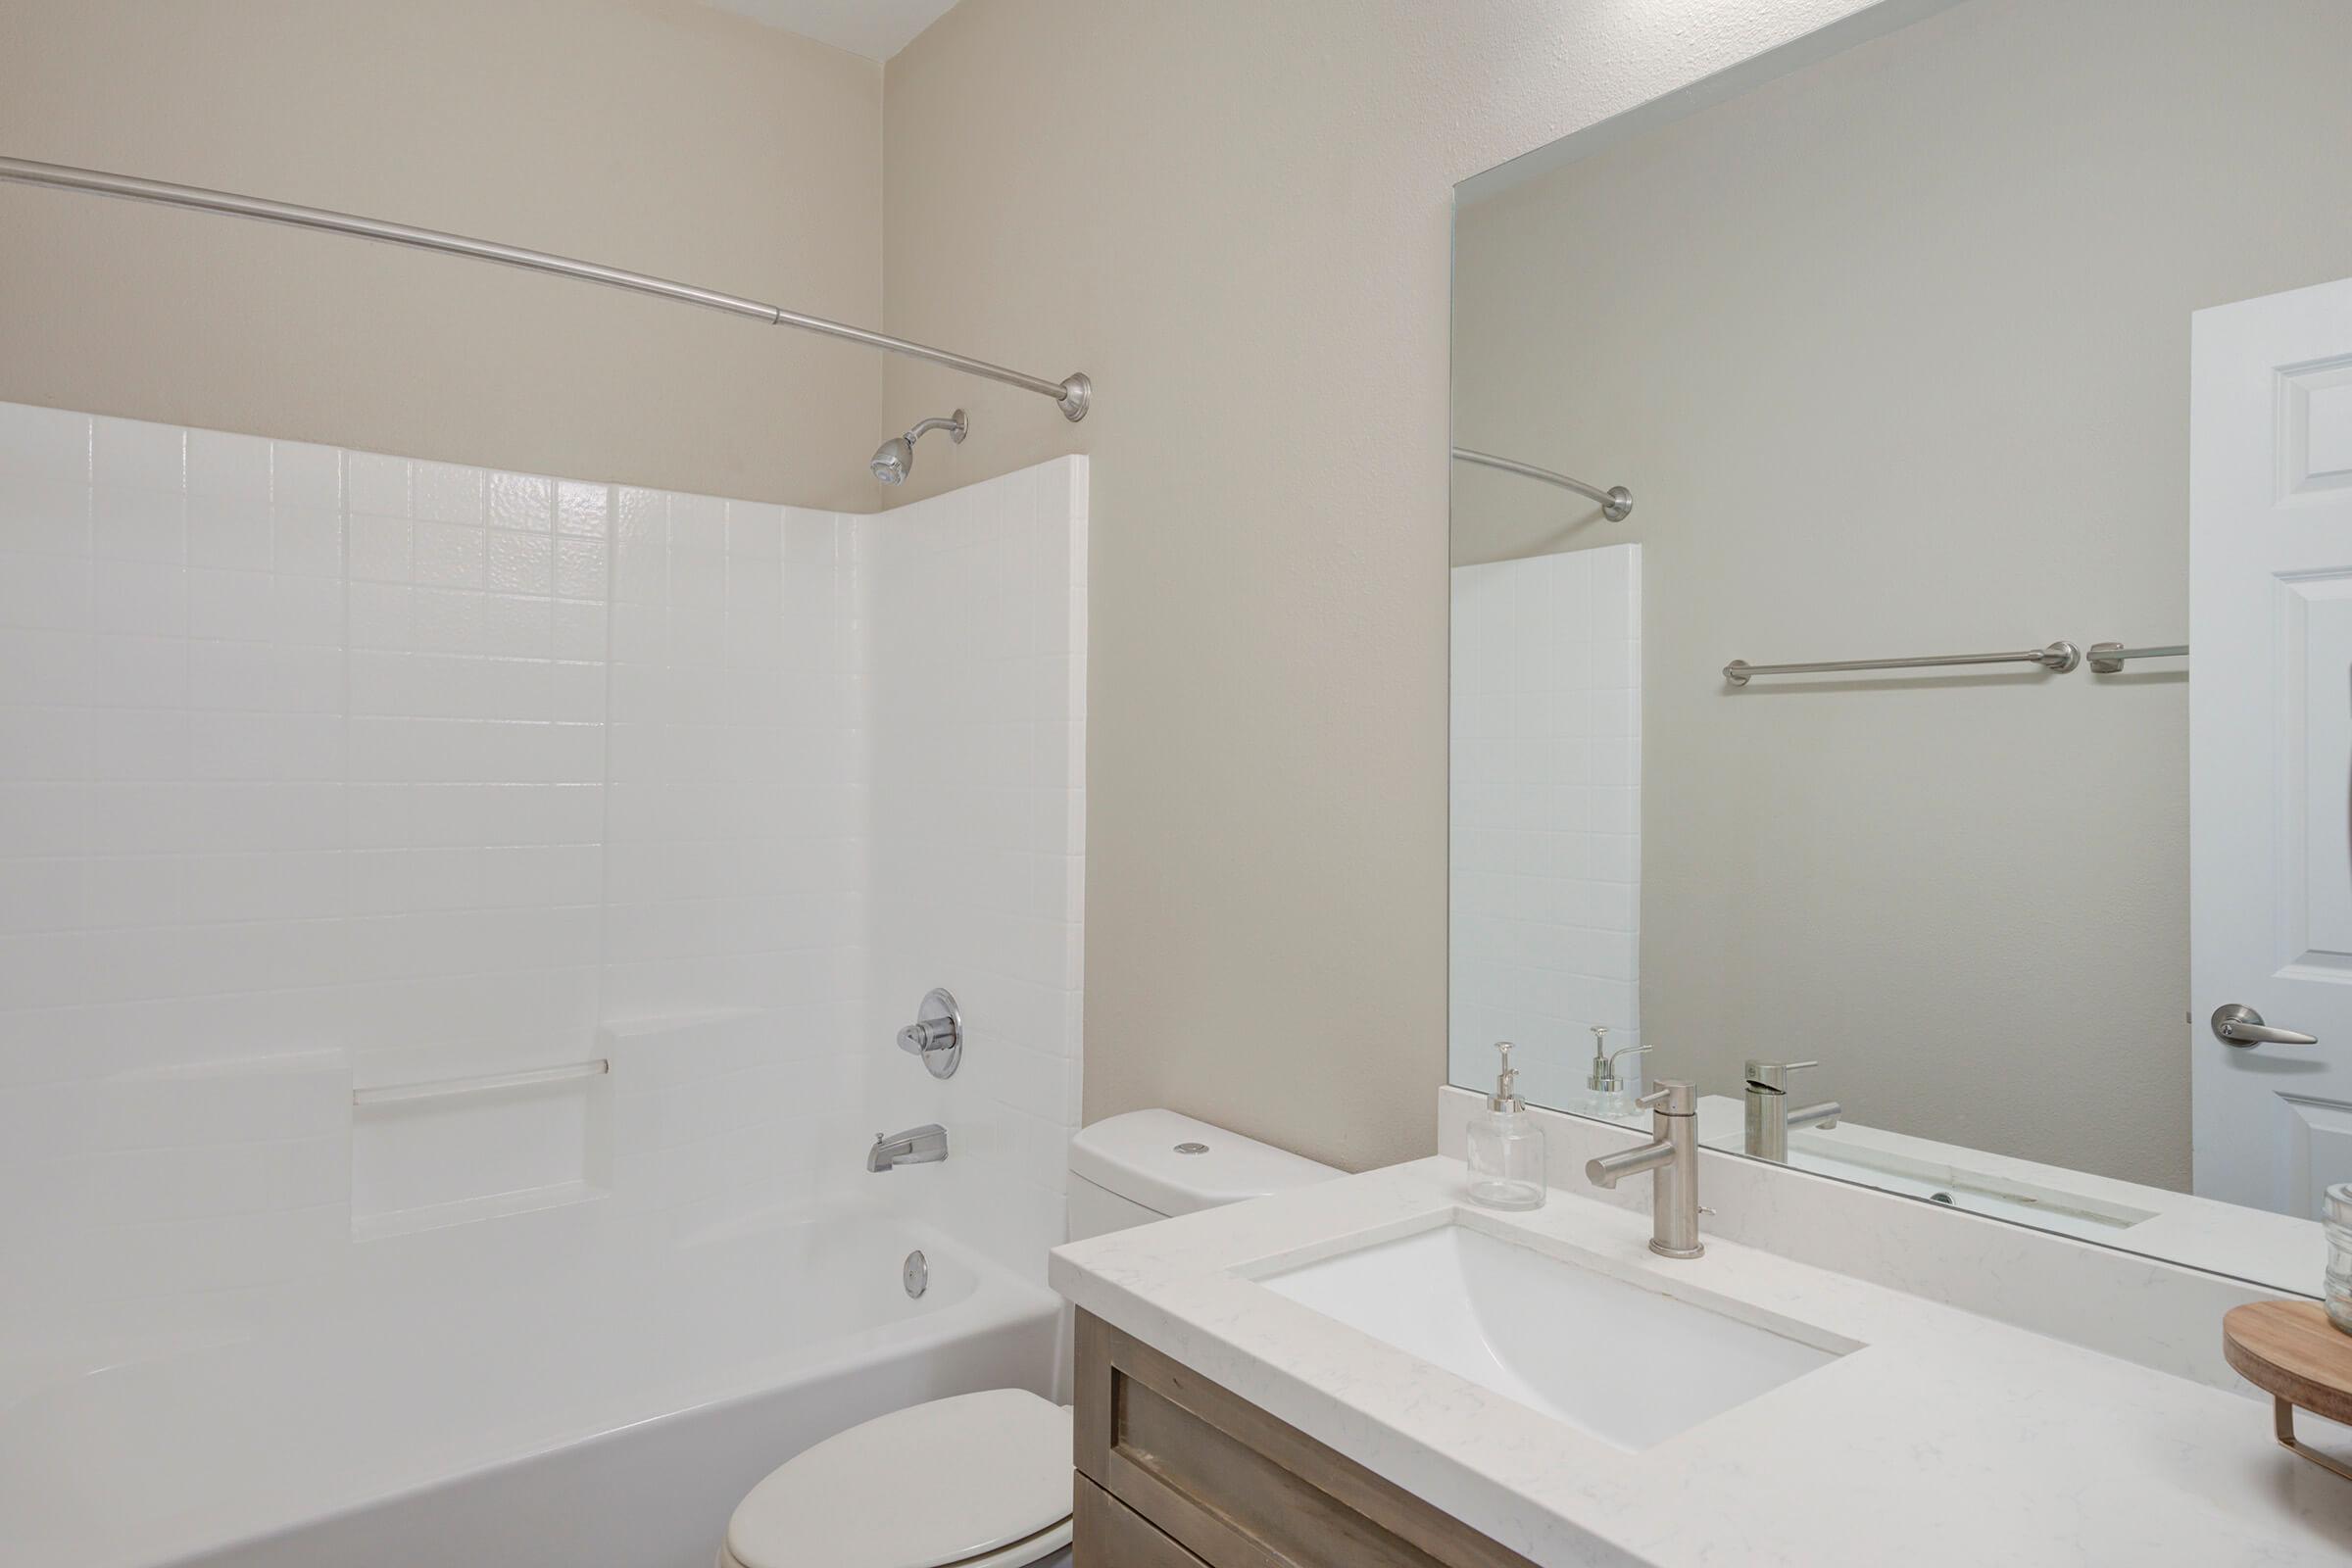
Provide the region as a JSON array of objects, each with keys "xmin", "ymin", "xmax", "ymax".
[
  {"xmin": 1073, "ymin": 1312, "xmax": 1538, "ymax": 1568},
  {"xmin": 1075, "ymin": 1474, "xmax": 1209, "ymax": 1568}
]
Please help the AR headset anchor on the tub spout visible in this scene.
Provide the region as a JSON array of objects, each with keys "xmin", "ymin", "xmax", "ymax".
[{"xmin": 867, "ymin": 1124, "xmax": 948, "ymax": 1172}]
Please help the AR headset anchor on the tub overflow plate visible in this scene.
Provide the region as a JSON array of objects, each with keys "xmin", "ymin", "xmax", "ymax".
[{"xmin": 903, "ymin": 1250, "xmax": 929, "ymax": 1298}]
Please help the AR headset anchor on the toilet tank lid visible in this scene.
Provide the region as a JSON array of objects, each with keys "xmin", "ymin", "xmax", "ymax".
[{"xmin": 1067, "ymin": 1109, "xmax": 1340, "ymax": 1217}]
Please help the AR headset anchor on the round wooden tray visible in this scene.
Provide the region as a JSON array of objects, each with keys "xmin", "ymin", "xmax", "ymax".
[{"xmin": 2224, "ymin": 1299, "xmax": 2352, "ymax": 1482}]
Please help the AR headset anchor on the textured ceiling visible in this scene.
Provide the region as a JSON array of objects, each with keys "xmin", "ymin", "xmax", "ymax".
[{"xmin": 703, "ymin": 0, "xmax": 959, "ymax": 60}]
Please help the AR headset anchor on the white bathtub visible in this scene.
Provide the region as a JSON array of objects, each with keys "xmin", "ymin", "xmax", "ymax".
[{"xmin": 0, "ymin": 1200, "xmax": 1060, "ymax": 1568}]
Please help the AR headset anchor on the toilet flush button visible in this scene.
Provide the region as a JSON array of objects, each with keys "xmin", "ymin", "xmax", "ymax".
[{"xmin": 1174, "ymin": 1142, "xmax": 1209, "ymax": 1154}]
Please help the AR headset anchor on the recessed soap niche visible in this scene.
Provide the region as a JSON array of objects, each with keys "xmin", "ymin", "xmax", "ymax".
[{"xmin": 351, "ymin": 1055, "xmax": 615, "ymax": 1239}]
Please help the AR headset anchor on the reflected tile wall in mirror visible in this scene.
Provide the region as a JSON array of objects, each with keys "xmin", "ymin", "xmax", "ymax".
[{"xmin": 1449, "ymin": 545, "xmax": 1642, "ymax": 1113}]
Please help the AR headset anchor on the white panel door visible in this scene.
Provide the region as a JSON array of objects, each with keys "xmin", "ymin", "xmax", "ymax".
[{"xmin": 2191, "ymin": 274, "xmax": 2352, "ymax": 1215}]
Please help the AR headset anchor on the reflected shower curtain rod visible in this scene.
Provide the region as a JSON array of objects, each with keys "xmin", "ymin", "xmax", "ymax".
[
  {"xmin": 0, "ymin": 156, "xmax": 1092, "ymax": 420},
  {"xmin": 1452, "ymin": 445, "xmax": 1632, "ymax": 521}
]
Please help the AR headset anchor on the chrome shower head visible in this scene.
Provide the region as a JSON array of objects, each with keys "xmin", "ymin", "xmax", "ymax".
[
  {"xmin": 869, "ymin": 435, "xmax": 913, "ymax": 485},
  {"xmin": 869, "ymin": 410, "xmax": 966, "ymax": 485}
]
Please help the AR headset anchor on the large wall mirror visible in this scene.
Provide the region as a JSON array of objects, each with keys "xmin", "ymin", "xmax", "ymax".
[{"xmin": 1448, "ymin": 0, "xmax": 2352, "ymax": 1294}]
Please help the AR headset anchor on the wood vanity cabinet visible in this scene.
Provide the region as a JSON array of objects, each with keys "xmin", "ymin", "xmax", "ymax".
[{"xmin": 1072, "ymin": 1311, "xmax": 1539, "ymax": 1568}]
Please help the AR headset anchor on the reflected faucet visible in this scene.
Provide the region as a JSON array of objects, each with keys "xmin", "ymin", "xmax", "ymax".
[
  {"xmin": 1585, "ymin": 1079, "xmax": 1704, "ymax": 1258},
  {"xmin": 1743, "ymin": 1059, "xmax": 1840, "ymax": 1162},
  {"xmin": 867, "ymin": 1124, "xmax": 949, "ymax": 1172}
]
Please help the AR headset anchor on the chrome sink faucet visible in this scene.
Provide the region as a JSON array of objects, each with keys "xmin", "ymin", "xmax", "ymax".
[
  {"xmin": 1743, "ymin": 1058, "xmax": 1840, "ymax": 1162},
  {"xmin": 867, "ymin": 1123, "xmax": 948, "ymax": 1172},
  {"xmin": 1584, "ymin": 1079, "xmax": 1704, "ymax": 1258}
]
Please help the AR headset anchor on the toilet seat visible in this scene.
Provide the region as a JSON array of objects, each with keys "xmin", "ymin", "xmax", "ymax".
[
  {"xmin": 722, "ymin": 1389, "xmax": 1073, "ymax": 1568},
  {"xmin": 718, "ymin": 1518, "xmax": 1071, "ymax": 1568}
]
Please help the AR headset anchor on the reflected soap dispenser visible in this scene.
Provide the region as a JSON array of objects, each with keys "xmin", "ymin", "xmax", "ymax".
[
  {"xmin": 1586, "ymin": 1025, "xmax": 1651, "ymax": 1121},
  {"xmin": 1466, "ymin": 1041, "xmax": 1545, "ymax": 1210}
]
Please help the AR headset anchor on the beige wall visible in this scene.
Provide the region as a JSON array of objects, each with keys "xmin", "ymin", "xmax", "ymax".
[
  {"xmin": 879, "ymin": 0, "xmax": 1895, "ymax": 1169},
  {"xmin": 0, "ymin": 0, "xmax": 884, "ymax": 510},
  {"xmin": 1453, "ymin": 0, "xmax": 2352, "ymax": 1189}
]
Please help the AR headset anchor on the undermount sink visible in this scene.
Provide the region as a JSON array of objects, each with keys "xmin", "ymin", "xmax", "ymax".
[{"xmin": 1253, "ymin": 1219, "xmax": 1849, "ymax": 1451}]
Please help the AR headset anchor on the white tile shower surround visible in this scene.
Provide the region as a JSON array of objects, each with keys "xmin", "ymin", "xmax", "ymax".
[
  {"xmin": 1450, "ymin": 546, "xmax": 1641, "ymax": 1110},
  {"xmin": 861, "ymin": 461, "xmax": 1089, "ymax": 1276},
  {"xmin": 0, "ymin": 402, "xmax": 1085, "ymax": 1563}
]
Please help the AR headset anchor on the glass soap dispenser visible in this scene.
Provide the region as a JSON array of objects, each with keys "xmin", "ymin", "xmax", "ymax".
[{"xmin": 1466, "ymin": 1041, "xmax": 1545, "ymax": 1210}]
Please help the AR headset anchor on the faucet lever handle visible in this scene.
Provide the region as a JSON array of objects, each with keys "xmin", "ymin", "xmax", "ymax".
[
  {"xmin": 1637, "ymin": 1079, "xmax": 1696, "ymax": 1115},
  {"xmin": 1744, "ymin": 1058, "xmax": 1818, "ymax": 1091}
]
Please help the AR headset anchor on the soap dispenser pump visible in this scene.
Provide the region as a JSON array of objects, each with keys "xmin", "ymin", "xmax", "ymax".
[{"xmin": 1466, "ymin": 1041, "xmax": 1545, "ymax": 1210}]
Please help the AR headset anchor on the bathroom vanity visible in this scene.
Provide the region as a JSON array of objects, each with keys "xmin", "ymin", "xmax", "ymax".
[
  {"xmin": 1073, "ymin": 1312, "xmax": 1534, "ymax": 1568},
  {"xmin": 1051, "ymin": 1154, "xmax": 2352, "ymax": 1567}
]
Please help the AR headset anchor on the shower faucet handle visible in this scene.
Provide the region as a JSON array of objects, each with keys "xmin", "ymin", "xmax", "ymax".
[{"xmin": 896, "ymin": 987, "xmax": 963, "ymax": 1079}]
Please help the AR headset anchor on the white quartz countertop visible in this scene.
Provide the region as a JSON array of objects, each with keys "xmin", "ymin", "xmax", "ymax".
[{"xmin": 1049, "ymin": 1157, "xmax": 2352, "ymax": 1567}]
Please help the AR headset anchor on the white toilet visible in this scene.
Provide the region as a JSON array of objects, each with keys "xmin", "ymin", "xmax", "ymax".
[{"xmin": 717, "ymin": 1109, "xmax": 1338, "ymax": 1568}]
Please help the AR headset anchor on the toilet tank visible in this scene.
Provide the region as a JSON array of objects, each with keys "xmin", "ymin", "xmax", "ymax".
[{"xmin": 1065, "ymin": 1109, "xmax": 1341, "ymax": 1242}]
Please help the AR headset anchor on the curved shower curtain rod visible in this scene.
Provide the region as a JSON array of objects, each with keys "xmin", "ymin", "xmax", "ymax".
[
  {"xmin": 1452, "ymin": 445, "xmax": 1631, "ymax": 521},
  {"xmin": 0, "ymin": 156, "xmax": 1092, "ymax": 421}
]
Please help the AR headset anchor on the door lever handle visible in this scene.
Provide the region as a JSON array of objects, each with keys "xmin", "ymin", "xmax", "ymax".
[{"xmin": 2212, "ymin": 1004, "xmax": 2319, "ymax": 1048}]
